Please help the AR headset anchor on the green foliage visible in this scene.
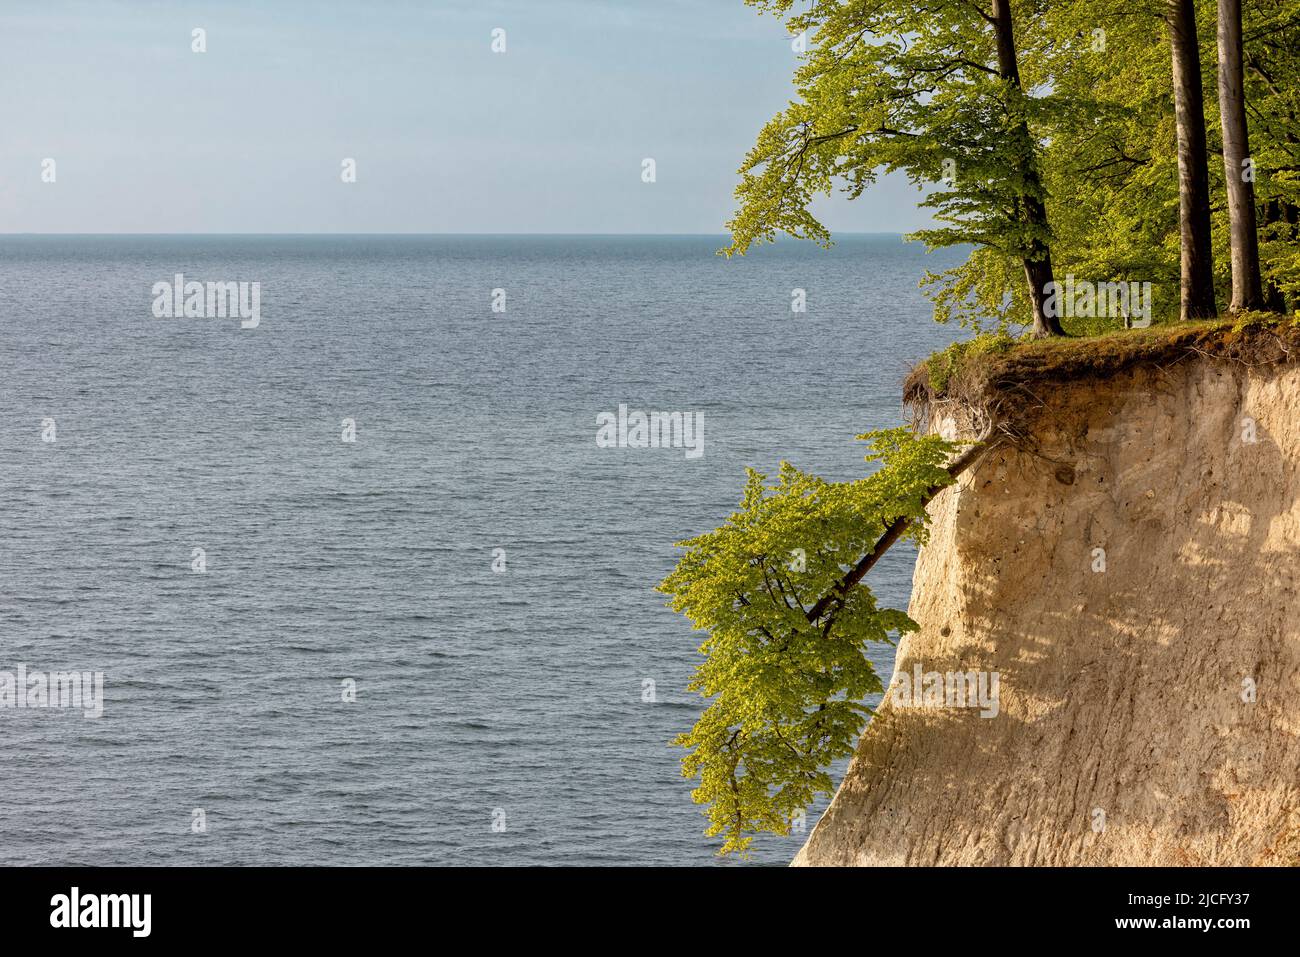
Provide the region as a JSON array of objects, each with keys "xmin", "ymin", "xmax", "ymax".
[
  {"xmin": 1230, "ymin": 309, "xmax": 1282, "ymax": 335},
  {"xmin": 724, "ymin": 0, "xmax": 1300, "ymax": 331},
  {"xmin": 1242, "ymin": 0, "xmax": 1300, "ymax": 303},
  {"xmin": 1034, "ymin": 0, "xmax": 1183, "ymax": 320},
  {"xmin": 927, "ymin": 331, "xmax": 1018, "ymax": 394},
  {"xmin": 922, "ymin": 247, "xmax": 1025, "ymax": 333},
  {"xmin": 658, "ymin": 428, "xmax": 959, "ymax": 856},
  {"xmin": 722, "ymin": 0, "xmax": 1064, "ymax": 333}
]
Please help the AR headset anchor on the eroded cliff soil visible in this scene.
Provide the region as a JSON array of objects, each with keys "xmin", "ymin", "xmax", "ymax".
[{"xmin": 795, "ymin": 356, "xmax": 1300, "ymax": 865}]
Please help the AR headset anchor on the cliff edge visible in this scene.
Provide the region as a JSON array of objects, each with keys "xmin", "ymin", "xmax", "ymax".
[{"xmin": 795, "ymin": 336, "xmax": 1300, "ymax": 865}]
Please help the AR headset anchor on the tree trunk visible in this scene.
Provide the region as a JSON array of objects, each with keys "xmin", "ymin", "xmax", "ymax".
[
  {"xmin": 1216, "ymin": 0, "xmax": 1267, "ymax": 311},
  {"xmin": 991, "ymin": 0, "xmax": 1063, "ymax": 337},
  {"xmin": 1168, "ymin": 0, "xmax": 1218, "ymax": 320},
  {"xmin": 1022, "ymin": 241, "xmax": 1062, "ymax": 338},
  {"xmin": 805, "ymin": 428, "xmax": 997, "ymax": 625}
]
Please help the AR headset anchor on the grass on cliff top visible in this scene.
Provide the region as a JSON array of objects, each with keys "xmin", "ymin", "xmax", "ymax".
[{"xmin": 905, "ymin": 311, "xmax": 1300, "ymax": 414}]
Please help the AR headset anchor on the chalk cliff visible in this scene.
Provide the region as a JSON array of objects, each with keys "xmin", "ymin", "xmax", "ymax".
[{"xmin": 795, "ymin": 350, "xmax": 1300, "ymax": 865}]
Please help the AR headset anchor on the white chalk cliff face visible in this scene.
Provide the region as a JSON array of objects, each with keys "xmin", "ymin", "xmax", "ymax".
[{"xmin": 795, "ymin": 358, "xmax": 1300, "ymax": 866}]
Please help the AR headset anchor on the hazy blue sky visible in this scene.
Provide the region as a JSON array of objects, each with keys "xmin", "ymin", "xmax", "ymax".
[{"xmin": 1, "ymin": 0, "xmax": 930, "ymax": 234}]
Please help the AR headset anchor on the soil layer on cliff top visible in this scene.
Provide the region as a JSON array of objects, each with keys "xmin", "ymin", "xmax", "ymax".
[{"xmin": 904, "ymin": 314, "xmax": 1300, "ymax": 424}]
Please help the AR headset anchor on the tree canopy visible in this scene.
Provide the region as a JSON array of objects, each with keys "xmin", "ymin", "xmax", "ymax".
[
  {"xmin": 660, "ymin": 430, "xmax": 959, "ymax": 856},
  {"xmin": 669, "ymin": 0, "xmax": 1299, "ymax": 857},
  {"xmin": 725, "ymin": 0, "xmax": 1300, "ymax": 332}
]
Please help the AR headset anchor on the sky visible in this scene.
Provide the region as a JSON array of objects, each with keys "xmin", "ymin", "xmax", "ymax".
[{"xmin": 0, "ymin": 0, "xmax": 931, "ymax": 234}]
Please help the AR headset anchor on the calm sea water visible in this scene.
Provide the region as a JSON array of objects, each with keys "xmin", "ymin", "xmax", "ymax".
[{"xmin": 0, "ymin": 234, "xmax": 964, "ymax": 865}]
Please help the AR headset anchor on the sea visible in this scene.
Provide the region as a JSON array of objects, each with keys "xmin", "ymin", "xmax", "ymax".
[{"xmin": 0, "ymin": 234, "xmax": 965, "ymax": 865}]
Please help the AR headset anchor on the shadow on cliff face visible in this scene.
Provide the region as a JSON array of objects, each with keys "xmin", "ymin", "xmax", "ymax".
[{"xmin": 799, "ymin": 362, "xmax": 1300, "ymax": 866}]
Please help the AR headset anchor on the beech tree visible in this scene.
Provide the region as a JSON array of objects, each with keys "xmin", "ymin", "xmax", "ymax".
[
  {"xmin": 660, "ymin": 430, "xmax": 965, "ymax": 855},
  {"xmin": 1033, "ymin": 3, "xmax": 1183, "ymax": 327},
  {"xmin": 724, "ymin": 0, "xmax": 1064, "ymax": 337},
  {"xmin": 1033, "ymin": 0, "xmax": 1299, "ymax": 321},
  {"xmin": 1216, "ymin": 0, "xmax": 1267, "ymax": 311},
  {"xmin": 1167, "ymin": 0, "xmax": 1219, "ymax": 319},
  {"xmin": 1240, "ymin": 0, "xmax": 1300, "ymax": 309}
]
